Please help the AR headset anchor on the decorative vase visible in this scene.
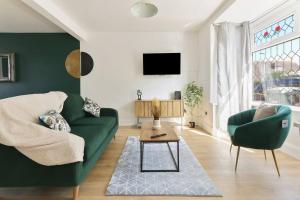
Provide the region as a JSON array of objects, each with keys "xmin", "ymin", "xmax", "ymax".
[{"xmin": 153, "ymin": 119, "xmax": 161, "ymax": 130}]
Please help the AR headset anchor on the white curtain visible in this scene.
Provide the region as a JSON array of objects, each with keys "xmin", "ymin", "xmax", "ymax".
[{"xmin": 211, "ymin": 22, "xmax": 252, "ymax": 131}]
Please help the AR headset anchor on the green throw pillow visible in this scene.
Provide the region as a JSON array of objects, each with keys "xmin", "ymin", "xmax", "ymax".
[{"xmin": 61, "ymin": 94, "xmax": 86, "ymax": 122}]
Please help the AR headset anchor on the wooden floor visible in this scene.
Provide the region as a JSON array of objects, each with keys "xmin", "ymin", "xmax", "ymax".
[{"xmin": 1, "ymin": 126, "xmax": 300, "ymax": 200}]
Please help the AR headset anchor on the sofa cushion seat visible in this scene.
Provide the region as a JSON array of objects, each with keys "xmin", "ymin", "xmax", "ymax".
[
  {"xmin": 71, "ymin": 116, "xmax": 116, "ymax": 127},
  {"xmin": 71, "ymin": 124, "xmax": 111, "ymax": 161}
]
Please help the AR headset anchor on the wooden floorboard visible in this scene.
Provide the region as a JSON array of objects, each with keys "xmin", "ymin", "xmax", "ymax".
[{"xmin": 0, "ymin": 126, "xmax": 300, "ymax": 200}]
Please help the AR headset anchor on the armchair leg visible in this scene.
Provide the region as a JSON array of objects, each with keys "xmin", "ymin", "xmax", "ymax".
[
  {"xmin": 235, "ymin": 146, "xmax": 240, "ymax": 172},
  {"xmin": 73, "ymin": 186, "xmax": 80, "ymax": 200},
  {"xmin": 271, "ymin": 150, "xmax": 280, "ymax": 177},
  {"xmin": 264, "ymin": 150, "xmax": 267, "ymax": 160},
  {"xmin": 230, "ymin": 144, "xmax": 233, "ymax": 154}
]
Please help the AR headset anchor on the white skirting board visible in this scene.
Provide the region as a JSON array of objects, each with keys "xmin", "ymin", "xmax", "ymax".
[{"xmin": 280, "ymin": 142, "xmax": 300, "ymax": 160}]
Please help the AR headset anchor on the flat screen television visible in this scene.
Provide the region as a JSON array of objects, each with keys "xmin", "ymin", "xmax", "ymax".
[{"xmin": 143, "ymin": 53, "xmax": 181, "ymax": 75}]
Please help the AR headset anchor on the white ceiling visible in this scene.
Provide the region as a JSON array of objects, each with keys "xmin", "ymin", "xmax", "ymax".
[
  {"xmin": 50, "ymin": 0, "xmax": 226, "ymax": 32},
  {"xmin": 216, "ymin": 0, "xmax": 288, "ymax": 23},
  {"xmin": 0, "ymin": 0, "xmax": 62, "ymax": 32},
  {"xmin": 0, "ymin": 0, "xmax": 290, "ymax": 34}
]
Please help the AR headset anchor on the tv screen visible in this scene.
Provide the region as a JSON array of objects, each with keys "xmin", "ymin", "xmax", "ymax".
[{"xmin": 143, "ymin": 53, "xmax": 181, "ymax": 75}]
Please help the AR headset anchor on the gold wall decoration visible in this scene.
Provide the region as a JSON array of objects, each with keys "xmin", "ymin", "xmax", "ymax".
[
  {"xmin": 65, "ymin": 49, "xmax": 94, "ymax": 79},
  {"xmin": 65, "ymin": 49, "xmax": 80, "ymax": 78}
]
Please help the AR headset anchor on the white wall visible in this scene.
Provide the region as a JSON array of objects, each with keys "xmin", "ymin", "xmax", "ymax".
[
  {"xmin": 282, "ymin": 112, "xmax": 300, "ymax": 160},
  {"xmin": 198, "ymin": 24, "xmax": 214, "ymax": 133},
  {"xmin": 80, "ymin": 32, "xmax": 199, "ymax": 126}
]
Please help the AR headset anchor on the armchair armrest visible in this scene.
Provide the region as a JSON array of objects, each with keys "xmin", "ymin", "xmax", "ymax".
[
  {"xmin": 100, "ymin": 108, "xmax": 119, "ymax": 126},
  {"xmin": 228, "ymin": 109, "xmax": 256, "ymax": 126}
]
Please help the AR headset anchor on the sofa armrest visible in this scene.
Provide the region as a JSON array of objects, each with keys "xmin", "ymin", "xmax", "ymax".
[
  {"xmin": 100, "ymin": 108, "xmax": 119, "ymax": 126},
  {"xmin": 0, "ymin": 144, "xmax": 83, "ymax": 187}
]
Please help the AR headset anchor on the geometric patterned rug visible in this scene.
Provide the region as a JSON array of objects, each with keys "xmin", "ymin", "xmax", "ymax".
[{"xmin": 106, "ymin": 136, "xmax": 222, "ymax": 196}]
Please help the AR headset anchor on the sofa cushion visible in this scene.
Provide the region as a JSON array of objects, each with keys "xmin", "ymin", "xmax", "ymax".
[
  {"xmin": 71, "ymin": 125, "xmax": 111, "ymax": 161},
  {"xmin": 70, "ymin": 116, "xmax": 117, "ymax": 128},
  {"xmin": 61, "ymin": 94, "xmax": 86, "ymax": 122}
]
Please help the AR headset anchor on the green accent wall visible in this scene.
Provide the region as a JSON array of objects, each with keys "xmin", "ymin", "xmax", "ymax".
[{"xmin": 0, "ymin": 33, "xmax": 80, "ymax": 99}]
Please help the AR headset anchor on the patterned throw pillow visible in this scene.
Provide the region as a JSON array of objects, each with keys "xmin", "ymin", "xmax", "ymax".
[
  {"xmin": 83, "ymin": 97, "xmax": 101, "ymax": 117},
  {"xmin": 39, "ymin": 110, "xmax": 71, "ymax": 132}
]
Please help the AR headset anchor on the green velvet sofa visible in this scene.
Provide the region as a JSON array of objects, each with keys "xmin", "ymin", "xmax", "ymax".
[{"xmin": 0, "ymin": 94, "xmax": 119, "ymax": 199}]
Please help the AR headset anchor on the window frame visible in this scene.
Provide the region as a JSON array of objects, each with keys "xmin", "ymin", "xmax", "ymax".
[
  {"xmin": 253, "ymin": 14, "xmax": 296, "ymax": 47},
  {"xmin": 250, "ymin": 1, "xmax": 300, "ymax": 107},
  {"xmin": 251, "ymin": 2, "xmax": 300, "ymax": 52}
]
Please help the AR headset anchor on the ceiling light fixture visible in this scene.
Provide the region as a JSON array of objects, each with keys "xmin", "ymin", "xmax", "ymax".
[{"xmin": 131, "ymin": 1, "xmax": 158, "ymax": 18}]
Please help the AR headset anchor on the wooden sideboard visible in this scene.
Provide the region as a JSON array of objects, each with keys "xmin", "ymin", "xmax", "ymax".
[{"xmin": 135, "ymin": 100, "xmax": 184, "ymax": 126}]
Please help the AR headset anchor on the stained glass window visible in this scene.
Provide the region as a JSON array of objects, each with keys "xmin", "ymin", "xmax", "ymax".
[
  {"xmin": 254, "ymin": 15, "xmax": 295, "ymax": 46},
  {"xmin": 252, "ymin": 37, "xmax": 300, "ymax": 106}
]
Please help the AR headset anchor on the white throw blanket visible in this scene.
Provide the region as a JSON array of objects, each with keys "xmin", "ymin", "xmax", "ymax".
[{"xmin": 0, "ymin": 92, "xmax": 85, "ymax": 166}]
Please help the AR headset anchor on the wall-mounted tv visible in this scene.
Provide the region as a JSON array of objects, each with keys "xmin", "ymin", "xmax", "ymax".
[{"xmin": 143, "ymin": 53, "xmax": 181, "ymax": 75}]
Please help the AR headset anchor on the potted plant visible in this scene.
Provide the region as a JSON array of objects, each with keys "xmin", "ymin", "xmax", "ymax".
[
  {"xmin": 183, "ymin": 81, "xmax": 203, "ymax": 128},
  {"xmin": 151, "ymin": 98, "xmax": 161, "ymax": 130}
]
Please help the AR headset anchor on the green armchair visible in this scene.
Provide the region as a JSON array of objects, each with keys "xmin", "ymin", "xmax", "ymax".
[{"xmin": 227, "ymin": 105, "xmax": 292, "ymax": 176}]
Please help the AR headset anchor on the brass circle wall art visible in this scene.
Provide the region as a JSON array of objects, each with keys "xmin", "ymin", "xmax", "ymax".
[
  {"xmin": 81, "ymin": 52, "xmax": 94, "ymax": 76},
  {"xmin": 65, "ymin": 49, "xmax": 94, "ymax": 78},
  {"xmin": 65, "ymin": 49, "xmax": 80, "ymax": 78}
]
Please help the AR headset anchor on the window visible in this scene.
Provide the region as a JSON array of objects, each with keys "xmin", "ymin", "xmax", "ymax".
[
  {"xmin": 252, "ymin": 37, "xmax": 300, "ymax": 106},
  {"xmin": 254, "ymin": 15, "xmax": 295, "ymax": 46}
]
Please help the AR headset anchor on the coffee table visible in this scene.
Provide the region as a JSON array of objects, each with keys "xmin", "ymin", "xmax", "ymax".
[{"xmin": 139, "ymin": 122, "xmax": 180, "ymax": 172}]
